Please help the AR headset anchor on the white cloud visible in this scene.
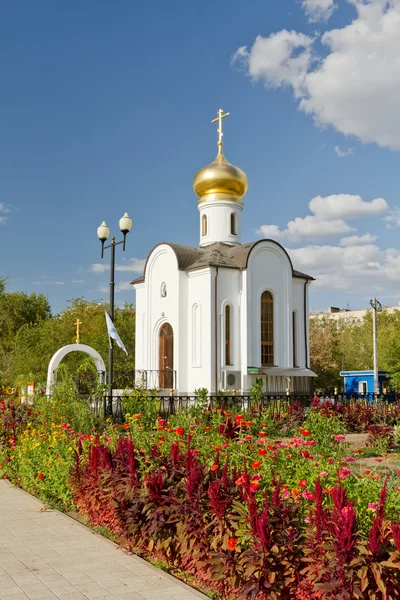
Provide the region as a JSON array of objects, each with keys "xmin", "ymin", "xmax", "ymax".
[
  {"xmin": 232, "ymin": 30, "xmax": 314, "ymax": 98},
  {"xmin": 99, "ymin": 281, "xmax": 132, "ymax": 294},
  {"xmin": 302, "ymin": 0, "xmax": 336, "ymax": 22},
  {"xmin": 384, "ymin": 207, "xmax": 400, "ymax": 228},
  {"xmin": 91, "ymin": 258, "xmax": 145, "ymax": 274},
  {"xmin": 32, "ymin": 280, "xmax": 65, "ymax": 286},
  {"xmin": 289, "ymin": 243, "xmax": 400, "ymax": 292},
  {"xmin": 71, "ymin": 279, "xmax": 84, "ymax": 284},
  {"xmin": 257, "ymin": 193, "xmax": 387, "ymax": 242},
  {"xmin": 91, "ymin": 264, "xmax": 109, "ymax": 273},
  {"xmin": 339, "ymin": 233, "xmax": 377, "ymax": 246},
  {"xmin": 234, "ymin": 0, "xmax": 400, "ymax": 150},
  {"xmin": 334, "ymin": 145, "xmax": 354, "ymax": 158},
  {"xmin": 0, "ymin": 203, "xmax": 11, "ymax": 225},
  {"xmin": 115, "ymin": 258, "xmax": 146, "ymax": 273},
  {"xmin": 309, "ymin": 194, "xmax": 387, "ymax": 219}
]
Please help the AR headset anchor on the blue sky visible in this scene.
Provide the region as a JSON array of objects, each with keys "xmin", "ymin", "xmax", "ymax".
[{"xmin": 2, "ymin": 0, "xmax": 400, "ymax": 314}]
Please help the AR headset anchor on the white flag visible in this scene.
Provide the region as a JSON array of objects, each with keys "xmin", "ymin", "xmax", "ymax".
[{"xmin": 105, "ymin": 311, "xmax": 128, "ymax": 355}]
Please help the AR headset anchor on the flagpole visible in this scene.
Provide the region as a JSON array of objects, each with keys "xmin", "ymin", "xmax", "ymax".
[{"xmin": 108, "ymin": 237, "xmax": 116, "ymax": 415}]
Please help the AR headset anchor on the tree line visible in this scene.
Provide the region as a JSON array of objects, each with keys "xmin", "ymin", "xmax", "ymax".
[
  {"xmin": 310, "ymin": 310, "xmax": 400, "ymax": 391},
  {"xmin": 0, "ymin": 277, "xmax": 135, "ymax": 388}
]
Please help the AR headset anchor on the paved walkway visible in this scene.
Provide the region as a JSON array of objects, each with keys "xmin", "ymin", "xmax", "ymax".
[{"xmin": 0, "ymin": 481, "xmax": 208, "ymax": 600}]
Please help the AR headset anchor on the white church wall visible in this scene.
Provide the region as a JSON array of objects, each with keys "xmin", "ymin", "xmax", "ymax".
[
  {"xmin": 187, "ymin": 269, "xmax": 213, "ymax": 393},
  {"xmin": 144, "ymin": 245, "xmax": 181, "ymax": 385},
  {"xmin": 246, "ymin": 241, "xmax": 292, "ymax": 370},
  {"xmin": 292, "ymin": 279, "xmax": 307, "ymax": 368},
  {"xmin": 134, "ymin": 283, "xmax": 146, "ymax": 371},
  {"xmin": 218, "ymin": 268, "xmax": 241, "ymax": 375}
]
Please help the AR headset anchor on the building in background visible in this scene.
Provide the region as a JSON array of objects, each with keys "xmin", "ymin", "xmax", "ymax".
[{"xmin": 312, "ymin": 302, "xmax": 400, "ymax": 322}]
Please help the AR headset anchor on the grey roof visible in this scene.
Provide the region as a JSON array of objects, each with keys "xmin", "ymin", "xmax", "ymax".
[{"xmin": 131, "ymin": 240, "xmax": 314, "ymax": 284}]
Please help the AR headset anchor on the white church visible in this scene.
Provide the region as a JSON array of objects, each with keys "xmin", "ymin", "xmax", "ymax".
[{"xmin": 132, "ymin": 110, "xmax": 316, "ymax": 395}]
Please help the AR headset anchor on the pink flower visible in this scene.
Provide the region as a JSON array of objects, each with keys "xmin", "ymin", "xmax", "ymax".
[
  {"xmin": 158, "ymin": 419, "xmax": 166, "ymax": 425},
  {"xmin": 281, "ymin": 488, "xmax": 290, "ymax": 499},
  {"xmin": 375, "ymin": 457, "xmax": 383, "ymax": 463},
  {"xmin": 302, "ymin": 490, "xmax": 315, "ymax": 500},
  {"xmin": 339, "ymin": 467, "xmax": 351, "ymax": 479},
  {"xmin": 345, "ymin": 457, "xmax": 355, "ymax": 463},
  {"xmin": 236, "ymin": 440, "xmax": 245, "ymax": 445},
  {"xmin": 222, "ymin": 443, "xmax": 230, "ymax": 449},
  {"xmin": 328, "ymin": 457, "xmax": 334, "ymax": 463},
  {"xmin": 192, "ymin": 450, "xmax": 200, "ymax": 456},
  {"xmin": 368, "ymin": 502, "xmax": 380, "ymax": 511},
  {"xmin": 334, "ymin": 435, "xmax": 346, "ymax": 442},
  {"xmin": 319, "ymin": 471, "xmax": 329, "ymax": 478},
  {"xmin": 305, "ymin": 440, "xmax": 317, "ymax": 446}
]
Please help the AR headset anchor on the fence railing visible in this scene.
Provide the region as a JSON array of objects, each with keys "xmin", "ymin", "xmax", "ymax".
[
  {"xmin": 91, "ymin": 391, "xmax": 399, "ymax": 420},
  {"xmin": 112, "ymin": 369, "xmax": 177, "ymax": 391}
]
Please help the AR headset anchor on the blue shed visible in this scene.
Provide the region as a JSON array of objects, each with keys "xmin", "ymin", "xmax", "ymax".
[{"xmin": 340, "ymin": 370, "xmax": 390, "ymax": 395}]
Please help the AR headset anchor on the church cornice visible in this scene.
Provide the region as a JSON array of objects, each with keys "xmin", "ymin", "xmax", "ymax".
[{"xmin": 130, "ymin": 240, "xmax": 315, "ymax": 286}]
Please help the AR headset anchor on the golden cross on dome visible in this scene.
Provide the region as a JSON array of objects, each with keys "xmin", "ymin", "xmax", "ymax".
[
  {"xmin": 74, "ymin": 319, "xmax": 82, "ymax": 344},
  {"xmin": 211, "ymin": 108, "xmax": 230, "ymax": 151}
]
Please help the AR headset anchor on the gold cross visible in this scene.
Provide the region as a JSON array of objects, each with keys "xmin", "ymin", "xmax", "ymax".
[
  {"xmin": 211, "ymin": 108, "xmax": 230, "ymax": 150},
  {"xmin": 74, "ymin": 319, "xmax": 82, "ymax": 344}
]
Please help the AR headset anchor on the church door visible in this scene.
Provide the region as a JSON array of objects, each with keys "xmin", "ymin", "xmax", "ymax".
[{"xmin": 159, "ymin": 323, "xmax": 174, "ymax": 389}]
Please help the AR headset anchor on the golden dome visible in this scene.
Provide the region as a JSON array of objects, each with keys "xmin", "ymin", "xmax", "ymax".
[{"xmin": 193, "ymin": 148, "xmax": 248, "ymax": 203}]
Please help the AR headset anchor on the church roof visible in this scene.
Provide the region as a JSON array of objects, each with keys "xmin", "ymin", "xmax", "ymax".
[{"xmin": 131, "ymin": 240, "xmax": 314, "ymax": 284}]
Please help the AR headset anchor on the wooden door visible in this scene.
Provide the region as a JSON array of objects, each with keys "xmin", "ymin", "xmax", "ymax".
[{"xmin": 159, "ymin": 323, "xmax": 174, "ymax": 389}]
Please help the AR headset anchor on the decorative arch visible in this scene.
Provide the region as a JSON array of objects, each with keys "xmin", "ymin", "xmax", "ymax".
[
  {"xmin": 46, "ymin": 344, "xmax": 106, "ymax": 396},
  {"xmin": 261, "ymin": 291, "xmax": 274, "ymax": 366}
]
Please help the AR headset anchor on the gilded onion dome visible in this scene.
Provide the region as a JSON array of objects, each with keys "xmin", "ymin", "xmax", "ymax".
[{"xmin": 193, "ymin": 109, "xmax": 248, "ymax": 203}]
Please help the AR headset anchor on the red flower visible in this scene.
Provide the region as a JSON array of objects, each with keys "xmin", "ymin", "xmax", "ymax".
[
  {"xmin": 339, "ymin": 467, "xmax": 351, "ymax": 479},
  {"xmin": 300, "ymin": 429, "xmax": 311, "ymax": 437},
  {"xmin": 251, "ymin": 460, "xmax": 262, "ymax": 469},
  {"xmin": 397, "ymin": 470, "xmax": 400, "ymax": 476},
  {"xmin": 259, "ymin": 432, "xmax": 267, "ymax": 437},
  {"xmin": 204, "ymin": 426, "xmax": 211, "ymax": 431},
  {"xmin": 175, "ymin": 427, "xmax": 185, "ymax": 436},
  {"xmin": 299, "ymin": 479, "xmax": 307, "ymax": 488},
  {"xmin": 258, "ymin": 449, "xmax": 267, "ymax": 456},
  {"xmin": 210, "ymin": 464, "xmax": 219, "ymax": 471},
  {"xmin": 37, "ymin": 473, "xmax": 44, "ymax": 480},
  {"xmin": 227, "ymin": 537, "xmax": 237, "ymax": 551},
  {"xmin": 250, "ymin": 481, "xmax": 260, "ymax": 492},
  {"xmin": 122, "ymin": 424, "xmax": 130, "ymax": 429}
]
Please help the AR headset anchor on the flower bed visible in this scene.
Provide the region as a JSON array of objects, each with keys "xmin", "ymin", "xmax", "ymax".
[{"xmin": 2, "ymin": 397, "xmax": 400, "ymax": 598}]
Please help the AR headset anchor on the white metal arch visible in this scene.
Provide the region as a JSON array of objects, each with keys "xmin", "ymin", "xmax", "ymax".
[{"xmin": 46, "ymin": 344, "xmax": 106, "ymax": 396}]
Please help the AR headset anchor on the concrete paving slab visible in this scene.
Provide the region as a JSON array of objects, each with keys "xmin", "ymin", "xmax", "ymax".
[{"xmin": 0, "ymin": 481, "xmax": 208, "ymax": 600}]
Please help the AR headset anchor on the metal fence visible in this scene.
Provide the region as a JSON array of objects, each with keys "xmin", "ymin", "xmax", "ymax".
[{"xmin": 91, "ymin": 391, "xmax": 399, "ymax": 420}]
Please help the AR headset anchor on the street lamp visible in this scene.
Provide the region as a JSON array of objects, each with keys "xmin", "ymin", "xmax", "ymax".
[
  {"xmin": 370, "ymin": 298, "xmax": 382, "ymax": 397},
  {"xmin": 97, "ymin": 213, "xmax": 132, "ymax": 415}
]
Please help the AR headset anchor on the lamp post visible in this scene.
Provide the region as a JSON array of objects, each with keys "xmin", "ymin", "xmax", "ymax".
[
  {"xmin": 370, "ymin": 298, "xmax": 382, "ymax": 397},
  {"xmin": 97, "ymin": 213, "xmax": 132, "ymax": 415}
]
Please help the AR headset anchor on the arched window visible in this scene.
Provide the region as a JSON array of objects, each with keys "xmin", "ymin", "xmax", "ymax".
[
  {"xmin": 225, "ymin": 305, "xmax": 232, "ymax": 365},
  {"xmin": 261, "ymin": 291, "xmax": 274, "ymax": 366},
  {"xmin": 293, "ymin": 311, "xmax": 297, "ymax": 367},
  {"xmin": 202, "ymin": 214, "xmax": 208, "ymax": 237},
  {"xmin": 230, "ymin": 213, "xmax": 236, "ymax": 235}
]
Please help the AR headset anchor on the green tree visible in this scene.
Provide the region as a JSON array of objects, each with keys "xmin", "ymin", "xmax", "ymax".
[
  {"xmin": 10, "ymin": 298, "xmax": 135, "ymax": 387},
  {"xmin": 0, "ymin": 277, "xmax": 51, "ymax": 383}
]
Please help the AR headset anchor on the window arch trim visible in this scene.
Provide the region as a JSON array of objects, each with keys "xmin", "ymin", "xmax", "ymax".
[
  {"xmin": 230, "ymin": 212, "xmax": 237, "ymax": 235},
  {"xmin": 225, "ymin": 304, "xmax": 232, "ymax": 366},
  {"xmin": 202, "ymin": 214, "xmax": 208, "ymax": 237},
  {"xmin": 261, "ymin": 290, "xmax": 274, "ymax": 367}
]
